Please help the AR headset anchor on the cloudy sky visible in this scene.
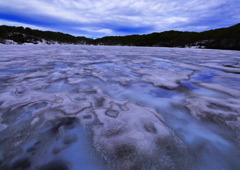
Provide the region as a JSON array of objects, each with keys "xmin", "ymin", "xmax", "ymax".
[{"xmin": 0, "ymin": 0, "xmax": 239, "ymax": 38}]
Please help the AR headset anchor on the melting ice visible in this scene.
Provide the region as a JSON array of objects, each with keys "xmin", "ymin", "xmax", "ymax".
[{"xmin": 0, "ymin": 45, "xmax": 240, "ymax": 170}]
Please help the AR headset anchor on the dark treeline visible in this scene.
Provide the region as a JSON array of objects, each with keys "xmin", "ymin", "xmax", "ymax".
[
  {"xmin": 0, "ymin": 23, "xmax": 240, "ymax": 50},
  {"xmin": 0, "ymin": 26, "xmax": 91, "ymax": 44},
  {"xmin": 93, "ymin": 23, "xmax": 240, "ymax": 50}
]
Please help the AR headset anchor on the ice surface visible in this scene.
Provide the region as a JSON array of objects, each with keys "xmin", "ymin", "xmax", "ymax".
[{"xmin": 0, "ymin": 45, "xmax": 240, "ymax": 170}]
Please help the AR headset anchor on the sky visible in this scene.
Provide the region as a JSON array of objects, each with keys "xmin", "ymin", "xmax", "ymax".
[{"xmin": 0, "ymin": 0, "xmax": 240, "ymax": 38}]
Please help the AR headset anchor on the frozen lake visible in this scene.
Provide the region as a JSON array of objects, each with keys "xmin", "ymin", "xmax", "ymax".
[{"xmin": 0, "ymin": 45, "xmax": 240, "ymax": 170}]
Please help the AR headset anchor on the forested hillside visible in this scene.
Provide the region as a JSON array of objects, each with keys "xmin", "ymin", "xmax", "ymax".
[
  {"xmin": 93, "ymin": 23, "xmax": 240, "ymax": 50},
  {"xmin": 0, "ymin": 26, "xmax": 91, "ymax": 44},
  {"xmin": 0, "ymin": 23, "xmax": 239, "ymax": 50}
]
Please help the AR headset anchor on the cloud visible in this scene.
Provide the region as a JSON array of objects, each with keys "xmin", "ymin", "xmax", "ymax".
[{"xmin": 0, "ymin": 0, "xmax": 239, "ymax": 38}]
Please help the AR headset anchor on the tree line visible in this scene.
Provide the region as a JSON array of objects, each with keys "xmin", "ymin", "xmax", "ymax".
[
  {"xmin": 0, "ymin": 26, "xmax": 91, "ymax": 44},
  {"xmin": 0, "ymin": 23, "xmax": 239, "ymax": 50}
]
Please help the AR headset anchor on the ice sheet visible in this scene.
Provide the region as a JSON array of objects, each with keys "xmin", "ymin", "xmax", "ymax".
[{"xmin": 0, "ymin": 45, "xmax": 240, "ymax": 170}]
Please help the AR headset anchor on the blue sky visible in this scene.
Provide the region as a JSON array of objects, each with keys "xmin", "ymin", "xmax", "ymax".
[{"xmin": 0, "ymin": 0, "xmax": 239, "ymax": 38}]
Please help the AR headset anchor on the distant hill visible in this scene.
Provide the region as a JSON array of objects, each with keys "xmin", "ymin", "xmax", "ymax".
[
  {"xmin": 0, "ymin": 24, "xmax": 240, "ymax": 50},
  {"xmin": 0, "ymin": 26, "xmax": 91, "ymax": 45}
]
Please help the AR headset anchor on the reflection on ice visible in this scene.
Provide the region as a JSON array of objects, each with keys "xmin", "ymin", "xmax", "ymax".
[
  {"xmin": 43, "ymin": 79, "xmax": 72, "ymax": 93},
  {"xmin": 54, "ymin": 62, "xmax": 69, "ymax": 69},
  {"xmin": 43, "ymin": 79, "xmax": 93, "ymax": 94},
  {"xmin": 92, "ymin": 62, "xmax": 115, "ymax": 67},
  {"xmin": 0, "ymin": 68, "xmax": 25, "ymax": 74},
  {"xmin": 52, "ymin": 122, "xmax": 105, "ymax": 170},
  {"xmin": 191, "ymin": 71, "xmax": 216, "ymax": 82},
  {"xmin": 181, "ymin": 81, "xmax": 199, "ymax": 90},
  {"xmin": 153, "ymin": 61, "xmax": 172, "ymax": 68},
  {"xmin": 0, "ymin": 45, "xmax": 240, "ymax": 170},
  {"xmin": 0, "ymin": 67, "xmax": 37, "ymax": 74}
]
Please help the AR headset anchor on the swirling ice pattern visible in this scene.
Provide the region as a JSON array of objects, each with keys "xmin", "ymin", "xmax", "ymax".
[{"xmin": 0, "ymin": 45, "xmax": 240, "ymax": 170}]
